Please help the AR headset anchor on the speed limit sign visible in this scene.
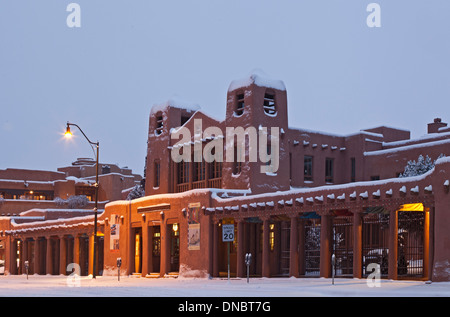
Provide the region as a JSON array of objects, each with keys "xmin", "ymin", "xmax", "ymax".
[{"xmin": 222, "ymin": 224, "xmax": 235, "ymax": 242}]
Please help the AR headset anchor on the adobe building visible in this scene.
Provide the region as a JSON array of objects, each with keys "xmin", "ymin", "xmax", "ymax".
[
  {"xmin": 98, "ymin": 71, "xmax": 450, "ymax": 281},
  {"xmin": 3, "ymin": 71, "xmax": 450, "ymax": 282},
  {"xmin": 0, "ymin": 158, "xmax": 141, "ymax": 275}
]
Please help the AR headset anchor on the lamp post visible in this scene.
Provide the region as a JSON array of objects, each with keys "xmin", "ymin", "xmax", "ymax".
[{"xmin": 65, "ymin": 122, "xmax": 99, "ymax": 279}]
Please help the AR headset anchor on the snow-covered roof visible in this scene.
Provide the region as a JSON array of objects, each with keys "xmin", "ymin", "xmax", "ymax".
[
  {"xmin": 228, "ymin": 69, "xmax": 286, "ymax": 92},
  {"xmin": 150, "ymin": 96, "xmax": 201, "ymax": 114}
]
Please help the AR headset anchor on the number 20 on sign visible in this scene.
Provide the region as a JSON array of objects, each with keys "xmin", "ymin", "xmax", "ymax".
[{"xmin": 222, "ymin": 224, "xmax": 235, "ymax": 242}]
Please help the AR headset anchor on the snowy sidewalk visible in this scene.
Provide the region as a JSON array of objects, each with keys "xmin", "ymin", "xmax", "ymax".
[{"xmin": 0, "ymin": 275, "xmax": 449, "ymax": 297}]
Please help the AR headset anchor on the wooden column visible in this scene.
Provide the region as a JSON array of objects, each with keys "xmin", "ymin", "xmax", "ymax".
[
  {"xmin": 22, "ymin": 239, "xmax": 29, "ymax": 275},
  {"xmin": 88, "ymin": 234, "xmax": 95, "ymax": 276},
  {"xmin": 262, "ymin": 217, "xmax": 271, "ymax": 277},
  {"xmin": 289, "ymin": 216, "xmax": 299, "ymax": 277},
  {"xmin": 46, "ymin": 237, "xmax": 52, "ymax": 275},
  {"xmin": 236, "ymin": 220, "xmax": 245, "ymax": 278},
  {"xmin": 34, "ymin": 237, "xmax": 41, "ymax": 275},
  {"xmin": 298, "ymin": 219, "xmax": 305, "ymax": 276},
  {"xmin": 142, "ymin": 223, "xmax": 150, "ymax": 276},
  {"xmin": 388, "ymin": 209, "xmax": 398, "ymax": 280},
  {"xmin": 160, "ymin": 221, "xmax": 170, "ymax": 277},
  {"xmin": 353, "ymin": 211, "xmax": 363, "ymax": 278},
  {"xmin": 73, "ymin": 234, "xmax": 80, "ymax": 269},
  {"xmin": 59, "ymin": 236, "xmax": 67, "ymax": 275},
  {"xmin": 423, "ymin": 207, "xmax": 430, "ymax": 280},
  {"xmin": 212, "ymin": 221, "xmax": 219, "ymax": 277},
  {"xmin": 320, "ymin": 214, "xmax": 332, "ymax": 278}
]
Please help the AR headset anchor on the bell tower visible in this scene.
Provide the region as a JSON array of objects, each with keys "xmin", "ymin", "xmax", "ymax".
[{"xmin": 223, "ymin": 70, "xmax": 290, "ymax": 194}]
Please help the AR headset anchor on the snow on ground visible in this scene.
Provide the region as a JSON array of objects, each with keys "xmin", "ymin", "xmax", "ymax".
[{"xmin": 0, "ymin": 275, "xmax": 449, "ymax": 297}]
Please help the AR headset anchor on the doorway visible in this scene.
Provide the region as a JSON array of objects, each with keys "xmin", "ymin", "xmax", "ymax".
[
  {"xmin": 133, "ymin": 228, "xmax": 142, "ymax": 274},
  {"xmin": 170, "ymin": 223, "xmax": 180, "ymax": 272}
]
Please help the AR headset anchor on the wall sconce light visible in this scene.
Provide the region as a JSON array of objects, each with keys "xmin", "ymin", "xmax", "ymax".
[{"xmin": 172, "ymin": 223, "xmax": 178, "ymax": 232}]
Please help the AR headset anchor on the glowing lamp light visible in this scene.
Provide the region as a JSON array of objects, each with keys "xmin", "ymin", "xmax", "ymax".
[
  {"xmin": 172, "ymin": 223, "xmax": 179, "ymax": 232},
  {"xmin": 64, "ymin": 124, "xmax": 72, "ymax": 138}
]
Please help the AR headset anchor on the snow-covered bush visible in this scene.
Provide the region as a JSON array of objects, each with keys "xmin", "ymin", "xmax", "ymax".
[
  {"xmin": 399, "ymin": 154, "xmax": 445, "ymax": 178},
  {"xmin": 67, "ymin": 195, "xmax": 89, "ymax": 209},
  {"xmin": 126, "ymin": 185, "xmax": 145, "ymax": 200},
  {"xmin": 54, "ymin": 195, "xmax": 89, "ymax": 209}
]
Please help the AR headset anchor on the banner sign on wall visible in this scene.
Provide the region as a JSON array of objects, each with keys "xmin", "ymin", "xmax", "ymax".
[
  {"xmin": 110, "ymin": 214, "xmax": 120, "ymax": 252},
  {"xmin": 187, "ymin": 203, "xmax": 201, "ymax": 250}
]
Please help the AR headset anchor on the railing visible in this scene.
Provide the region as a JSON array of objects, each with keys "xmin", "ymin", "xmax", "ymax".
[
  {"xmin": 175, "ymin": 183, "xmax": 189, "ymax": 193},
  {"xmin": 175, "ymin": 178, "xmax": 222, "ymax": 193},
  {"xmin": 192, "ymin": 180, "xmax": 207, "ymax": 189},
  {"xmin": 208, "ymin": 178, "xmax": 222, "ymax": 189}
]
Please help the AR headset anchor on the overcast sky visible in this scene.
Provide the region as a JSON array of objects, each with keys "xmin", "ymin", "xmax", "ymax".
[{"xmin": 1, "ymin": 1, "xmax": 449, "ymax": 177}]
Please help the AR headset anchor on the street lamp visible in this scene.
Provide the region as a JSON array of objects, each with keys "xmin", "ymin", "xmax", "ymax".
[{"xmin": 65, "ymin": 122, "xmax": 100, "ymax": 279}]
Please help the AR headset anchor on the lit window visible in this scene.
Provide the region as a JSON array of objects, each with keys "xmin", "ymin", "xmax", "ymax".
[{"xmin": 269, "ymin": 223, "xmax": 275, "ymax": 251}]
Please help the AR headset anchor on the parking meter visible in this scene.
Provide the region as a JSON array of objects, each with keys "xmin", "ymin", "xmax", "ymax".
[
  {"xmin": 24, "ymin": 261, "xmax": 29, "ymax": 280},
  {"xmin": 245, "ymin": 253, "xmax": 252, "ymax": 283},
  {"xmin": 117, "ymin": 257, "xmax": 122, "ymax": 281}
]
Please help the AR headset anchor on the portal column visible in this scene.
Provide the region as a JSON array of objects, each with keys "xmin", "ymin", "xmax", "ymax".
[
  {"xmin": 353, "ymin": 210, "xmax": 363, "ymax": 278},
  {"xmin": 22, "ymin": 239, "xmax": 29, "ymax": 275},
  {"xmin": 289, "ymin": 215, "xmax": 299, "ymax": 277},
  {"xmin": 160, "ymin": 221, "xmax": 170, "ymax": 277},
  {"xmin": 320, "ymin": 213, "xmax": 332, "ymax": 278},
  {"xmin": 388, "ymin": 208, "xmax": 398, "ymax": 280},
  {"xmin": 298, "ymin": 219, "xmax": 305, "ymax": 276},
  {"xmin": 34, "ymin": 237, "xmax": 41, "ymax": 275},
  {"xmin": 46, "ymin": 236, "xmax": 52, "ymax": 275},
  {"xmin": 212, "ymin": 220, "xmax": 219, "ymax": 277},
  {"xmin": 142, "ymin": 222, "xmax": 149, "ymax": 277},
  {"xmin": 89, "ymin": 233, "xmax": 95, "ymax": 276},
  {"xmin": 73, "ymin": 234, "xmax": 80, "ymax": 269},
  {"xmin": 236, "ymin": 220, "xmax": 245, "ymax": 278},
  {"xmin": 262, "ymin": 217, "xmax": 271, "ymax": 277},
  {"xmin": 59, "ymin": 236, "xmax": 67, "ymax": 275}
]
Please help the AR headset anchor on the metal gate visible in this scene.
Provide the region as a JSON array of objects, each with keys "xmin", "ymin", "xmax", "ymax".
[
  {"xmin": 362, "ymin": 210, "xmax": 389, "ymax": 277},
  {"xmin": 304, "ymin": 216, "xmax": 321, "ymax": 276},
  {"xmin": 333, "ymin": 215, "xmax": 353, "ymax": 277},
  {"xmin": 397, "ymin": 210, "xmax": 424, "ymax": 278}
]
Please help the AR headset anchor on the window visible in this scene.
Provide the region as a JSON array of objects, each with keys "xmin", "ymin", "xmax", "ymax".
[
  {"xmin": 371, "ymin": 175, "xmax": 380, "ymax": 181},
  {"xmin": 235, "ymin": 93, "xmax": 245, "ymax": 116},
  {"xmin": 325, "ymin": 158, "xmax": 334, "ymax": 183},
  {"xmin": 152, "ymin": 227, "xmax": 161, "ymax": 256},
  {"xmin": 304, "ymin": 156, "xmax": 313, "ymax": 182},
  {"xmin": 263, "ymin": 92, "xmax": 276, "ymax": 115},
  {"xmin": 351, "ymin": 157, "xmax": 356, "ymax": 182},
  {"xmin": 289, "ymin": 153, "xmax": 292, "ymax": 180},
  {"xmin": 269, "ymin": 223, "xmax": 275, "ymax": 251},
  {"xmin": 177, "ymin": 161, "xmax": 189, "ymax": 184},
  {"xmin": 181, "ymin": 115, "xmax": 191, "ymax": 126},
  {"xmin": 155, "ymin": 112, "xmax": 163, "ymax": 135},
  {"xmin": 209, "ymin": 160, "xmax": 222, "ymax": 179},
  {"xmin": 154, "ymin": 161, "xmax": 160, "ymax": 187},
  {"xmin": 193, "ymin": 161, "xmax": 205, "ymax": 182},
  {"xmin": 101, "ymin": 165, "xmax": 110, "ymax": 174},
  {"xmin": 233, "ymin": 146, "xmax": 242, "ymax": 175}
]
